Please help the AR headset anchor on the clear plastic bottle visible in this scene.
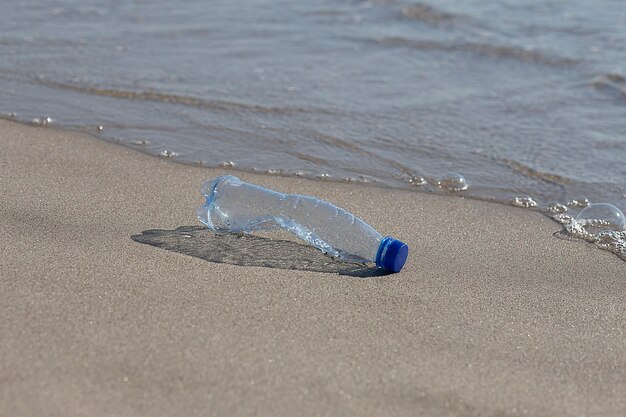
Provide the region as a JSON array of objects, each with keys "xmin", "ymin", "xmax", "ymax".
[{"xmin": 196, "ymin": 175, "xmax": 408, "ymax": 272}]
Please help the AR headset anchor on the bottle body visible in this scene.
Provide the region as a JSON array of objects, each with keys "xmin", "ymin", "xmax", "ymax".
[{"xmin": 196, "ymin": 175, "xmax": 408, "ymax": 271}]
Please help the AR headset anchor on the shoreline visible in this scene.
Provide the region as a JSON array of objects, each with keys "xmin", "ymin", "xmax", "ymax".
[
  {"xmin": 1, "ymin": 119, "xmax": 625, "ymax": 416},
  {"xmin": 9, "ymin": 116, "xmax": 625, "ymax": 265},
  {"xmin": 4, "ymin": 114, "xmax": 619, "ymax": 214}
]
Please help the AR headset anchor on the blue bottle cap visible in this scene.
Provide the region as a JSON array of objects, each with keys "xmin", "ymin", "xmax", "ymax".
[{"xmin": 375, "ymin": 237, "xmax": 409, "ymax": 273}]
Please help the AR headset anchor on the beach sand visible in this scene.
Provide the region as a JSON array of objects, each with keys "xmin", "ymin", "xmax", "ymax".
[{"xmin": 1, "ymin": 119, "xmax": 624, "ymax": 416}]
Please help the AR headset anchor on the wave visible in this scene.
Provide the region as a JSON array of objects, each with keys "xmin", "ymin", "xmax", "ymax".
[
  {"xmin": 400, "ymin": 3, "xmax": 456, "ymax": 23},
  {"xmin": 367, "ymin": 36, "xmax": 579, "ymax": 67},
  {"xmin": 497, "ymin": 158, "xmax": 572, "ymax": 186},
  {"xmin": 28, "ymin": 78, "xmax": 325, "ymax": 115},
  {"xmin": 591, "ymin": 73, "xmax": 626, "ymax": 100}
]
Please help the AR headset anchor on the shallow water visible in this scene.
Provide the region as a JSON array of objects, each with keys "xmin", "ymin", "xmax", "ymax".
[{"xmin": 1, "ymin": 0, "xmax": 625, "ymax": 212}]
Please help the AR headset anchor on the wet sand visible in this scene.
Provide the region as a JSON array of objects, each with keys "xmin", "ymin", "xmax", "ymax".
[{"xmin": 1, "ymin": 119, "xmax": 624, "ymax": 416}]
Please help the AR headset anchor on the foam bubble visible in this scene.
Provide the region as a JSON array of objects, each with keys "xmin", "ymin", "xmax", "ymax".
[
  {"xmin": 511, "ymin": 195, "xmax": 537, "ymax": 208},
  {"xmin": 159, "ymin": 150, "xmax": 178, "ymax": 158},
  {"xmin": 32, "ymin": 116, "xmax": 54, "ymax": 126},
  {"xmin": 409, "ymin": 176, "xmax": 427, "ymax": 186},
  {"xmin": 575, "ymin": 203, "xmax": 625, "ymax": 233},
  {"xmin": 344, "ymin": 176, "xmax": 372, "ymax": 184},
  {"xmin": 553, "ymin": 213, "xmax": 573, "ymax": 224},
  {"xmin": 567, "ymin": 198, "xmax": 589, "ymax": 208},
  {"xmin": 547, "ymin": 203, "xmax": 568, "ymax": 214},
  {"xmin": 436, "ymin": 173, "xmax": 468, "ymax": 192},
  {"xmin": 559, "ymin": 203, "xmax": 626, "ymax": 261}
]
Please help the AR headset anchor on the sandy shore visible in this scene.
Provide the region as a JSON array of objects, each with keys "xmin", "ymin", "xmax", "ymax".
[{"xmin": 1, "ymin": 119, "xmax": 624, "ymax": 416}]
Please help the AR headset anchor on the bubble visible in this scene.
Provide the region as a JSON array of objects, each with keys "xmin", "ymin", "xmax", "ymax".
[
  {"xmin": 409, "ymin": 176, "xmax": 427, "ymax": 186},
  {"xmin": 159, "ymin": 150, "xmax": 178, "ymax": 158},
  {"xmin": 562, "ymin": 203, "xmax": 626, "ymax": 261},
  {"xmin": 553, "ymin": 213, "xmax": 573, "ymax": 224},
  {"xmin": 575, "ymin": 203, "xmax": 625, "ymax": 233},
  {"xmin": 511, "ymin": 195, "xmax": 537, "ymax": 208},
  {"xmin": 32, "ymin": 116, "xmax": 53, "ymax": 126},
  {"xmin": 567, "ymin": 198, "xmax": 589, "ymax": 208},
  {"xmin": 346, "ymin": 176, "xmax": 371, "ymax": 184},
  {"xmin": 547, "ymin": 203, "xmax": 568, "ymax": 214},
  {"xmin": 97, "ymin": 125, "xmax": 104, "ymax": 131},
  {"xmin": 436, "ymin": 173, "xmax": 468, "ymax": 192},
  {"xmin": 344, "ymin": 176, "xmax": 368, "ymax": 183}
]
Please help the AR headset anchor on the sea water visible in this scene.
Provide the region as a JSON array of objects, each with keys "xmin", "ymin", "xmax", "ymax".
[{"xmin": 1, "ymin": 0, "xmax": 625, "ymax": 257}]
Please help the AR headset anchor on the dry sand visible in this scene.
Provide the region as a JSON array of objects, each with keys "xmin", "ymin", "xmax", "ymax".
[{"xmin": 1, "ymin": 119, "xmax": 625, "ymax": 416}]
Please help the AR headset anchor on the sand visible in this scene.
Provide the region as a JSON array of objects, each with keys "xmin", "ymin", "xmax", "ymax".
[{"xmin": 1, "ymin": 119, "xmax": 624, "ymax": 417}]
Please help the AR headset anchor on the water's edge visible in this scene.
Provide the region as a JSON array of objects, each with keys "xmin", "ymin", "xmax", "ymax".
[
  {"xmin": 0, "ymin": 114, "xmax": 507, "ymax": 204},
  {"xmin": 6, "ymin": 115, "xmax": 624, "ymax": 264}
]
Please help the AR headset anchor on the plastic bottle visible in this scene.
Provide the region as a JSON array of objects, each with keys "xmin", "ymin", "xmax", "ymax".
[{"xmin": 196, "ymin": 175, "xmax": 408, "ymax": 272}]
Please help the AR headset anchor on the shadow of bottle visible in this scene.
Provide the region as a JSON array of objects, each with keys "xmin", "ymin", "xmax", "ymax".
[{"xmin": 131, "ymin": 226, "xmax": 392, "ymax": 278}]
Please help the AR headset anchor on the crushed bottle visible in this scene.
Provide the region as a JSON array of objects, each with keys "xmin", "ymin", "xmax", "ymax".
[{"xmin": 196, "ymin": 175, "xmax": 409, "ymax": 272}]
